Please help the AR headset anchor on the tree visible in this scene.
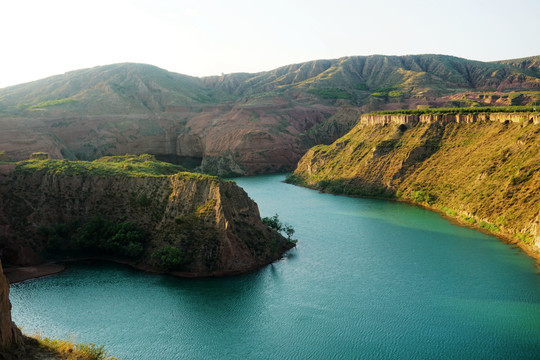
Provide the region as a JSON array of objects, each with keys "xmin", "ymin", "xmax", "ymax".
[{"xmin": 262, "ymin": 213, "xmax": 295, "ymax": 241}]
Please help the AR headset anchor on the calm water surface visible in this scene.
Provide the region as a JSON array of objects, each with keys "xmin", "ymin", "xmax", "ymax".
[{"xmin": 10, "ymin": 174, "xmax": 540, "ymax": 359}]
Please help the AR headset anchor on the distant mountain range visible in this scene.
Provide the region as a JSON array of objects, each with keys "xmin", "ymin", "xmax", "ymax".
[{"xmin": 0, "ymin": 54, "xmax": 539, "ymax": 175}]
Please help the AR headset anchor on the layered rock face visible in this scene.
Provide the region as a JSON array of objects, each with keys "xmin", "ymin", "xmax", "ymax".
[
  {"xmin": 0, "ymin": 260, "xmax": 23, "ymax": 354},
  {"xmin": 0, "ymin": 104, "xmax": 338, "ymax": 176},
  {"xmin": 0, "ymin": 167, "xmax": 294, "ymax": 276},
  {"xmin": 292, "ymin": 112, "xmax": 540, "ymax": 256}
]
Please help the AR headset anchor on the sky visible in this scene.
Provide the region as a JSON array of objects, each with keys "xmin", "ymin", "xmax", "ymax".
[{"xmin": 1, "ymin": 0, "xmax": 539, "ymax": 89}]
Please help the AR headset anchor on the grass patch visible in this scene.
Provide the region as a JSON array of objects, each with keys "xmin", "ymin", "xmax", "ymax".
[
  {"xmin": 439, "ymin": 206, "xmax": 457, "ymax": 216},
  {"xmin": 34, "ymin": 335, "xmax": 119, "ymax": 360},
  {"xmin": 27, "ymin": 98, "xmax": 77, "ymax": 110},
  {"xmin": 374, "ymin": 106, "xmax": 537, "ymax": 116},
  {"xmin": 410, "ymin": 190, "xmax": 436, "ymax": 205},
  {"xmin": 14, "ymin": 154, "xmax": 188, "ymax": 177},
  {"xmin": 284, "ymin": 174, "xmax": 305, "ymax": 185},
  {"xmin": 479, "ymin": 221, "xmax": 500, "ymax": 232},
  {"xmin": 461, "ymin": 216, "xmax": 477, "ymax": 224},
  {"xmin": 514, "ymin": 232, "xmax": 533, "ymax": 244}
]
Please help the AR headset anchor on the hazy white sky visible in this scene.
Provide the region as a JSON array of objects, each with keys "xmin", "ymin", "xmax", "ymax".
[{"xmin": 1, "ymin": 0, "xmax": 539, "ymax": 88}]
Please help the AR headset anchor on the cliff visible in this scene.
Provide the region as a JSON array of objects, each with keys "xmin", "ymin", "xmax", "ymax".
[
  {"xmin": 0, "ymin": 261, "xmax": 23, "ymax": 357},
  {"xmin": 0, "ymin": 157, "xmax": 295, "ymax": 276},
  {"xmin": 291, "ymin": 112, "xmax": 540, "ymax": 258}
]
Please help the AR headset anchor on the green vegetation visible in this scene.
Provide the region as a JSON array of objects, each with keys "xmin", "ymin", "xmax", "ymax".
[
  {"xmin": 307, "ymin": 88, "xmax": 352, "ymax": 99},
  {"xmin": 510, "ymin": 170, "xmax": 533, "ymax": 185},
  {"xmin": 30, "ymin": 152, "xmax": 49, "ymax": 160},
  {"xmin": 151, "ymin": 246, "xmax": 186, "ymax": 269},
  {"xmin": 461, "ymin": 215, "xmax": 477, "ymax": 225},
  {"xmin": 292, "ymin": 106, "xmax": 540, "ymax": 250},
  {"xmin": 438, "ymin": 206, "xmax": 458, "ymax": 216},
  {"xmin": 354, "ymin": 83, "xmax": 369, "ymax": 91},
  {"xmin": 15, "ymin": 154, "xmax": 188, "ymax": 177},
  {"xmin": 479, "ymin": 221, "xmax": 500, "ymax": 232},
  {"xmin": 410, "ymin": 190, "xmax": 436, "ymax": 205},
  {"xmin": 27, "ymin": 98, "xmax": 77, "ymax": 110},
  {"xmin": 370, "ymin": 87, "xmax": 401, "ymax": 99},
  {"xmin": 0, "ymin": 150, "xmax": 12, "ymax": 162},
  {"xmin": 374, "ymin": 106, "xmax": 537, "ymax": 116},
  {"xmin": 514, "ymin": 232, "xmax": 534, "ymax": 244},
  {"xmin": 262, "ymin": 214, "xmax": 296, "ymax": 241},
  {"xmin": 41, "ymin": 216, "xmax": 147, "ymax": 259},
  {"xmin": 284, "ymin": 174, "xmax": 305, "ymax": 186},
  {"xmin": 33, "ymin": 335, "xmax": 119, "ymax": 360}
]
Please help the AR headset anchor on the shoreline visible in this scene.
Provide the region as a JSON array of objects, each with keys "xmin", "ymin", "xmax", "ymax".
[
  {"xmin": 4, "ymin": 263, "xmax": 66, "ymax": 284},
  {"xmin": 4, "ymin": 246, "xmax": 295, "ymax": 284},
  {"xmin": 286, "ymin": 180, "xmax": 540, "ymax": 268}
]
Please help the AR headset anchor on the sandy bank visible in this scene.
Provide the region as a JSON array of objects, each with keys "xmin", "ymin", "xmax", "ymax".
[{"xmin": 4, "ymin": 264, "xmax": 66, "ymax": 284}]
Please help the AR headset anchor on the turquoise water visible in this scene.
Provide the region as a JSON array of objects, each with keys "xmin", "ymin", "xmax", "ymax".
[{"xmin": 10, "ymin": 174, "xmax": 540, "ymax": 359}]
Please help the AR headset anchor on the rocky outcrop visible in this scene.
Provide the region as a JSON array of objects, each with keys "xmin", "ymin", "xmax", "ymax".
[
  {"xmin": 0, "ymin": 260, "xmax": 23, "ymax": 355},
  {"xmin": 292, "ymin": 112, "xmax": 540, "ymax": 259},
  {"xmin": 0, "ymin": 166, "xmax": 294, "ymax": 276},
  {"xmin": 359, "ymin": 112, "xmax": 540, "ymax": 126}
]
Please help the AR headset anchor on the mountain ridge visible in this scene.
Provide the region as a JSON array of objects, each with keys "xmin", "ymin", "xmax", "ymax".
[{"xmin": 0, "ymin": 54, "xmax": 539, "ymax": 175}]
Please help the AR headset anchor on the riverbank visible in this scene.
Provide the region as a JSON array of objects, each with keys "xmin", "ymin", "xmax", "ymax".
[
  {"xmin": 290, "ymin": 114, "xmax": 540, "ymax": 266},
  {"xmin": 286, "ymin": 178, "xmax": 540, "ymax": 268},
  {"xmin": 4, "ymin": 247, "xmax": 295, "ymax": 284},
  {"xmin": 4, "ymin": 263, "xmax": 66, "ymax": 284}
]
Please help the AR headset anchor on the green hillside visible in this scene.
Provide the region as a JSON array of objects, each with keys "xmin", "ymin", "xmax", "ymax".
[
  {"xmin": 0, "ymin": 63, "xmax": 233, "ymax": 115},
  {"xmin": 1, "ymin": 55, "xmax": 539, "ymax": 115}
]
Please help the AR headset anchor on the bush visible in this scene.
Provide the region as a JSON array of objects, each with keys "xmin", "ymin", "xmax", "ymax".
[
  {"xmin": 76, "ymin": 217, "xmax": 146, "ymax": 258},
  {"xmin": 151, "ymin": 246, "xmax": 185, "ymax": 268},
  {"xmin": 262, "ymin": 214, "xmax": 296, "ymax": 241},
  {"xmin": 479, "ymin": 221, "xmax": 500, "ymax": 232},
  {"xmin": 410, "ymin": 190, "xmax": 436, "ymax": 205},
  {"xmin": 30, "ymin": 152, "xmax": 49, "ymax": 160}
]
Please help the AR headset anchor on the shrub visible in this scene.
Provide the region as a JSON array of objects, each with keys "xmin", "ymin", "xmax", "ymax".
[
  {"xmin": 515, "ymin": 233, "xmax": 533, "ymax": 244},
  {"xmin": 388, "ymin": 90, "xmax": 404, "ymax": 98},
  {"xmin": 30, "ymin": 152, "xmax": 49, "ymax": 160},
  {"xmin": 410, "ymin": 190, "xmax": 436, "ymax": 205},
  {"xmin": 76, "ymin": 217, "xmax": 146, "ymax": 258},
  {"xmin": 262, "ymin": 213, "xmax": 296, "ymax": 240},
  {"xmin": 262, "ymin": 214, "xmax": 282, "ymax": 232},
  {"xmin": 462, "ymin": 216, "xmax": 477, "ymax": 224},
  {"xmin": 136, "ymin": 193, "xmax": 151, "ymax": 207},
  {"xmin": 479, "ymin": 221, "xmax": 500, "ymax": 232},
  {"xmin": 439, "ymin": 206, "xmax": 457, "ymax": 216},
  {"xmin": 398, "ymin": 124, "xmax": 408, "ymax": 132},
  {"xmin": 151, "ymin": 246, "xmax": 185, "ymax": 268}
]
